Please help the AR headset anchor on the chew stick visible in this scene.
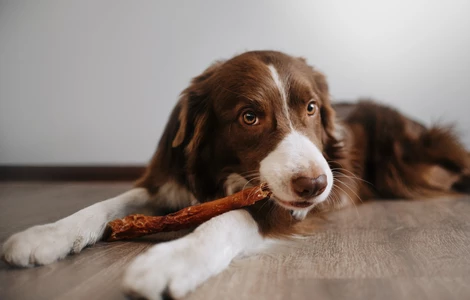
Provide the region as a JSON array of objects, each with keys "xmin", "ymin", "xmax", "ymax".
[{"xmin": 106, "ymin": 184, "xmax": 271, "ymax": 241}]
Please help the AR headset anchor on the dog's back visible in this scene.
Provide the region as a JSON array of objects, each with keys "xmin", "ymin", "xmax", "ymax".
[{"xmin": 334, "ymin": 101, "xmax": 470, "ymax": 200}]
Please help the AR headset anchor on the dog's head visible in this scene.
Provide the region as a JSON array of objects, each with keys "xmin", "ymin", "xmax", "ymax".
[{"xmin": 170, "ymin": 51, "xmax": 340, "ymax": 217}]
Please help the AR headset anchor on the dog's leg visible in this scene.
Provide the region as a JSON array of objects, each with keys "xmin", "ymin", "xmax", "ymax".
[
  {"xmin": 122, "ymin": 209, "xmax": 265, "ymax": 300},
  {"xmin": 2, "ymin": 188, "xmax": 151, "ymax": 267}
]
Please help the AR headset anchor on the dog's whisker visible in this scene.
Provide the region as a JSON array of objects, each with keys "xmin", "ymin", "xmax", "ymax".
[
  {"xmin": 333, "ymin": 176, "xmax": 362, "ymax": 201},
  {"xmin": 331, "ymin": 183, "xmax": 361, "ymax": 217},
  {"xmin": 330, "ymin": 168, "xmax": 373, "ymax": 186},
  {"xmin": 332, "ymin": 171, "xmax": 370, "ymax": 201},
  {"xmin": 256, "ymin": 195, "xmax": 272, "ymax": 214},
  {"xmin": 328, "ymin": 189, "xmax": 339, "ymax": 210}
]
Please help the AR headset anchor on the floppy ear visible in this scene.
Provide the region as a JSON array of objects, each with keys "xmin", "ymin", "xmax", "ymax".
[
  {"xmin": 171, "ymin": 98, "xmax": 188, "ymax": 148},
  {"xmin": 298, "ymin": 56, "xmax": 338, "ymax": 145},
  {"xmin": 311, "ymin": 70, "xmax": 339, "ymax": 145},
  {"xmin": 135, "ymin": 61, "xmax": 223, "ymax": 194},
  {"xmin": 171, "ymin": 61, "xmax": 224, "ymax": 150}
]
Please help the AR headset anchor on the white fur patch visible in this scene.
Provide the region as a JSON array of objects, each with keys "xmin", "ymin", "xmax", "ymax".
[
  {"xmin": 2, "ymin": 188, "xmax": 150, "ymax": 267},
  {"xmin": 260, "ymin": 131, "xmax": 333, "ymax": 212},
  {"xmin": 224, "ymin": 173, "xmax": 251, "ymax": 195},
  {"xmin": 291, "ymin": 209, "xmax": 309, "ymax": 221},
  {"xmin": 268, "ymin": 64, "xmax": 293, "ymax": 129},
  {"xmin": 122, "ymin": 210, "xmax": 266, "ymax": 299},
  {"xmin": 157, "ymin": 180, "xmax": 199, "ymax": 209}
]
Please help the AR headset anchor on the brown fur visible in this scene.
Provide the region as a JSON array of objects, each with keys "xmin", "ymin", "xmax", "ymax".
[{"xmin": 136, "ymin": 51, "xmax": 470, "ymax": 237}]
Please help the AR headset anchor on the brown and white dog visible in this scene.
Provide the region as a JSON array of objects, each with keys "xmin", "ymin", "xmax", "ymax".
[{"xmin": 3, "ymin": 51, "xmax": 470, "ymax": 299}]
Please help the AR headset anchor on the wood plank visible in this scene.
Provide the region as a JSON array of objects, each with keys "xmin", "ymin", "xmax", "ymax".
[{"xmin": 0, "ymin": 182, "xmax": 469, "ymax": 300}]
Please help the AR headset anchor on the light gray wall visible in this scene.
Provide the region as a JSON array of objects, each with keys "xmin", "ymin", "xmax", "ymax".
[{"xmin": 1, "ymin": 0, "xmax": 469, "ymax": 165}]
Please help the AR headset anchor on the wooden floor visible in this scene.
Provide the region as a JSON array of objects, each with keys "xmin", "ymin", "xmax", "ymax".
[{"xmin": 1, "ymin": 182, "xmax": 470, "ymax": 300}]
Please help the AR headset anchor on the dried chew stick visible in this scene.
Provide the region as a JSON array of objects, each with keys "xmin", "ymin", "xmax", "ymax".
[{"xmin": 105, "ymin": 184, "xmax": 271, "ymax": 241}]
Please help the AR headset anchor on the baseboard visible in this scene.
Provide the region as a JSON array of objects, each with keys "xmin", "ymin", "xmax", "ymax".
[{"xmin": 0, "ymin": 166, "xmax": 146, "ymax": 181}]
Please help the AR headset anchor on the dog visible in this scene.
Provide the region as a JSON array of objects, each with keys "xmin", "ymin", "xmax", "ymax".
[{"xmin": 3, "ymin": 50, "xmax": 470, "ymax": 299}]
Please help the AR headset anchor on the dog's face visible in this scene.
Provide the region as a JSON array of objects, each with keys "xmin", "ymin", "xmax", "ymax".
[{"xmin": 172, "ymin": 51, "xmax": 338, "ymax": 217}]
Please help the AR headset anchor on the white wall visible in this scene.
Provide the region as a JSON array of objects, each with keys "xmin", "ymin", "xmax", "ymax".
[{"xmin": 1, "ymin": 0, "xmax": 469, "ymax": 165}]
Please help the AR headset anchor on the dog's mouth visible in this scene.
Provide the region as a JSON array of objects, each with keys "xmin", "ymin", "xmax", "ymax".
[{"xmin": 276, "ymin": 199, "xmax": 314, "ymax": 209}]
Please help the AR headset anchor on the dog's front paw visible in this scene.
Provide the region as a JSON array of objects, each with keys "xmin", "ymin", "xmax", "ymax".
[
  {"xmin": 122, "ymin": 238, "xmax": 218, "ymax": 300},
  {"xmin": 2, "ymin": 222, "xmax": 89, "ymax": 267}
]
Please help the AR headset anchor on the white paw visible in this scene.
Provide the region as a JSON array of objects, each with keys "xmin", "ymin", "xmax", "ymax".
[
  {"xmin": 122, "ymin": 238, "xmax": 221, "ymax": 300},
  {"xmin": 2, "ymin": 222, "xmax": 90, "ymax": 267}
]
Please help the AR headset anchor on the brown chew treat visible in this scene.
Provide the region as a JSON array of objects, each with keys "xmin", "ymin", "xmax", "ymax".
[{"xmin": 105, "ymin": 184, "xmax": 271, "ymax": 241}]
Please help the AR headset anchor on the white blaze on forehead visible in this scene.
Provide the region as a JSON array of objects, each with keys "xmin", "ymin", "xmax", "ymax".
[{"xmin": 268, "ymin": 64, "xmax": 293, "ymax": 129}]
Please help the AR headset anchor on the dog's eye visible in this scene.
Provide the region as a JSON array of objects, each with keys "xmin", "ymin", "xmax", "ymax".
[
  {"xmin": 242, "ymin": 111, "xmax": 259, "ymax": 125},
  {"xmin": 307, "ymin": 101, "xmax": 316, "ymax": 116}
]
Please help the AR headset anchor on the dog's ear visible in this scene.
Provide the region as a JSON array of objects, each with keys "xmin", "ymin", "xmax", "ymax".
[
  {"xmin": 311, "ymin": 70, "xmax": 338, "ymax": 146},
  {"xmin": 298, "ymin": 57, "xmax": 337, "ymax": 145},
  {"xmin": 136, "ymin": 61, "xmax": 223, "ymax": 194},
  {"xmin": 171, "ymin": 61, "xmax": 224, "ymax": 150},
  {"xmin": 171, "ymin": 98, "xmax": 189, "ymax": 148},
  {"xmin": 304, "ymin": 65, "xmax": 346, "ymax": 161}
]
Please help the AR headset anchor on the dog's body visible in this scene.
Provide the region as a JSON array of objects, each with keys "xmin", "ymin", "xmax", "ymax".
[{"xmin": 3, "ymin": 51, "xmax": 470, "ymax": 300}]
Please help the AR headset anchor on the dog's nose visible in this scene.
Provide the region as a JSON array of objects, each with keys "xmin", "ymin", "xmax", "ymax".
[{"xmin": 291, "ymin": 174, "xmax": 328, "ymax": 198}]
